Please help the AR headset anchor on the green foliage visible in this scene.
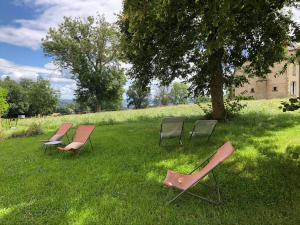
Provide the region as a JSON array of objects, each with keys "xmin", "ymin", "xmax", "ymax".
[
  {"xmin": 55, "ymin": 104, "xmax": 75, "ymax": 115},
  {"xmin": 153, "ymin": 86, "xmax": 170, "ymax": 106},
  {"xmin": 0, "ymin": 77, "xmax": 29, "ymax": 117},
  {"xmin": 169, "ymin": 82, "xmax": 188, "ymax": 105},
  {"xmin": 42, "ymin": 15, "xmax": 126, "ymax": 112},
  {"xmin": 126, "ymin": 82, "xmax": 150, "ymax": 109},
  {"xmin": 195, "ymin": 96, "xmax": 211, "ymax": 104},
  {"xmin": 235, "ymin": 95, "xmax": 255, "ymax": 101},
  {"xmin": 119, "ymin": 0, "xmax": 299, "ymax": 119},
  {"xmin": 199, "ymin": 98, "xmax": 247, "ymax": 119},
  {"xmin": 0, "ymin": 87, "xmax": 9, "ymax": 118},
  {"xmin": 280, "ymin": 97, "xmax": 300, "ymax": 112},
  {"xmin": 21, "ymin": 79, "xmax": 59, "ymax": 116},
  {"xmin": 10, "ymin": 122, "xmax": 44, "ymax": 138},
  {"xmin": 0, "ymin": 78, "xmax": 59, "ymax": 117},
  {"xmin": 224, "ymin": 98, "xmax": 247, "ymax": 118}
]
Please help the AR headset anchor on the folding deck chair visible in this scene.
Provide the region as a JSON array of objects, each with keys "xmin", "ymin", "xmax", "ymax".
[
  {"xmin": 159, "ymin": 117, "xmax": 184, "ymax": 146},
  {"xmin": 190, "ymin": 120, "xmax": 217, "ymax": 142},
  {"xmin": 57, "ymin": 125, "xmax": 96, "ymax": 154},
  {"xmin": 42, "ymin": 123, "xmax": 73, "ymax": 150},
  {"xmin": 164, "ymin": 142, "xmax": 234, "ymax": 204}
]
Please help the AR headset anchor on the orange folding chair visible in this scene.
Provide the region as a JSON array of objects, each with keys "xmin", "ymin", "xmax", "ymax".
[
  {"xmin": 164, "ymin": 142, "xmax": 234, "ymax": 204},
  {"xmin": 58, "ymin": 125, "xmax": 96, "ymax": 154},
  {"xmin": 42, "ymin": 123, "xmax": 73, "ymax": 149}
]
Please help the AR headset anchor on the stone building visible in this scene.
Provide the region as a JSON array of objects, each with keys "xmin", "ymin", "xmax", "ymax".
[{"xmin": 235, "ymin": 48, "xmax": 300, "ymax": 99}]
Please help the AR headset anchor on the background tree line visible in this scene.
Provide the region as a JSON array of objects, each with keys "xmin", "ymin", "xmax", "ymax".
[
  {"xmin": 0, "ymin": 77, "xmax": 59, "ymax": 118},
  {"xmin": 126, "ymin": 82, "xmax": 193, "ymax": 109}
]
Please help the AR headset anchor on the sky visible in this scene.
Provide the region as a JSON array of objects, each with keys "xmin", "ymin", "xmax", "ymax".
[
  {"xmin": 0, "ymin": 1, "xmax": 299, "ymax": 100},
  {"xmin": 0, "ymin": 0, "xmax": 122, "ymax": 100}
]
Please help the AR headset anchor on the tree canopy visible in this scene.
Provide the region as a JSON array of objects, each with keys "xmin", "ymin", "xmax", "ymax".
[
  {"xmin": 42, "ymin": 15, "xmax": 126, "ymax": 112},
  {"xmin": 0, "ymin": 78, "xmax": 59, "ymax": 117},
  {"xmin": 169, "ymin": 82, "xmax": 189, "ymax": 105},
  {"xmin": 119, "ymin": 0, "xmax": 299, "ymax": 119},
  {"xmin": 126, "ymin": 82, "xmax": 150, "ymax": 109},
  {"xmin": 0, "ymin": 87, "xmax": 9, "ymax": 118}
]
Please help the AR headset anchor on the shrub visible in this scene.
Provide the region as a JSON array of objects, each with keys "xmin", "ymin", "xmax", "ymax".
[
  {"xmin": 235, "ymin": 95, "xmax": 255, "ymax": 101},
  {"xmin": 26, "ymin": 122, "xmax": 44, "ymax": 137},
  {"xmin": 10, "ymin": 122, "xmax": 44, "ymax": 138},
  {"xmin": 224, "ymin": 98, "xmax": 247, "ymax": 118},
  {"xmin": 198, "ymin": 98, "xmax": 247, "ymax": 120},
  {"xmin": 279, "ymin": 97, "xmax": 300, "ymax": 112}
]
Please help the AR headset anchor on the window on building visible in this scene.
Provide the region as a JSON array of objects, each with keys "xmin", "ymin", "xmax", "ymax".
[
  {"xmin": 250, "ymin": 88, "xmax": 255, "ymax": 93},
  {"xmin": 272, "ymin": 87, "xmax": 278, "ymax": 92},
  {"xmin": 290, "ymin": 81, "xmax": 296, "ymax": 96}
]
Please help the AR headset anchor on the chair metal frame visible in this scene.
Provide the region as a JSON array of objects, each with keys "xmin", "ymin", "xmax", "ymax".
[
  {"xmin": 159, "ymin": 118, "xmax": 185, "ymax": 146},
  {"xmin": 189, "ymin": 120, "xmax": 217, "ymax": 142},
  {"xmin": 167, "ymin": 151, "xmax": 223, "ymax": 205}
]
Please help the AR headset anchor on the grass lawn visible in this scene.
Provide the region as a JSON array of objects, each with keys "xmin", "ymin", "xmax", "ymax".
[{"xmin": 1, "ymin": 100, "xmax": 300, "ymax": 225}]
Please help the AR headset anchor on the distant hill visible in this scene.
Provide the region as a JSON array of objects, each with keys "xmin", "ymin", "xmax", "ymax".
[{"xmin": 59, "ymin": 99, "xmax": 74, "ymax": 106}]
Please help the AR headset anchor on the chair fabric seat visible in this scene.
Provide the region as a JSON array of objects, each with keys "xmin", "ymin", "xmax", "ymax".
[
  {"xmin": 161, "ymin": 131, "xmax": 182, "ymax": 139},
  {"xmin": 164, "ymin": 170, "xmax": 193, "ymax": 190},
  {"xmin": 60, "ymin": 142, "xmax": 84, "ymax": 151},
  {"xmin": 49, "ymin": 134, "xmax": 64, "ymax": 142}
]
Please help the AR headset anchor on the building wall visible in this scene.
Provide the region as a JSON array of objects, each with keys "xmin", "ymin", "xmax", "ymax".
[{"xmin": 235, "ymin": 58, "xmax": 299, "ymax": 99}]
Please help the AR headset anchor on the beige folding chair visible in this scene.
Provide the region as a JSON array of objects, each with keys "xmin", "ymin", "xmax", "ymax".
[
  {"xmin": 164, "ymin": 142, "xmax": 234, "ymax": 204},
  {"xmin": 160, "ymin": 117, "xmax": 184, "ymax": 146},
  {"xmin": 190, "ymin": 120, "xmax": 217, "ymax": 142}
]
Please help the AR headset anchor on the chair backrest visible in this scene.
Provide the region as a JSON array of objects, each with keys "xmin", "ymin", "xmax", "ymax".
[
  {"xmin": 73, "ymin": 125, "xmax": 96, "ymax": 143},
  {"xmin": 186, "ymin": 142, "xmax": 234, "ymax": 190},
  {"xmin": 56, "ymin": 123, "xmax": 73, "ymax": 136},
  {"xmin": 193, "ymin": 120, "xmax": 217, "ymax": 135},
  {"xmin": 161, "ymin": 117, "xmax": 184, "ymax": 137},
  {"xmin": 49, "ymin": 123, "xmax": 73, "ymax": 141}
]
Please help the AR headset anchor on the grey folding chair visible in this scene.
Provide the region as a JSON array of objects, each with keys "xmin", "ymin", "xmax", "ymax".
[
  {"xmin": 190, "ymin": 120, "xmax": 217, "ymax": 142},
  {"xmin": 160, "ymin": 117, "xmax": 184, "ymax": 146}
]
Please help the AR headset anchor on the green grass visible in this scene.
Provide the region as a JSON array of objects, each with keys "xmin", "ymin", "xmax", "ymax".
[{"xmin": 1, "ymin": 100, "xmax": 300, "ymax": 225}]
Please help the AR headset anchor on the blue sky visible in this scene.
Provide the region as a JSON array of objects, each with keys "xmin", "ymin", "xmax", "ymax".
[
  {"xmin": 0, "ymin": 0, "xmax": 122, "ymax": 99},
  {"xmin": 0, "ymin": 1, "xmax": 299, "ymax": 100}
]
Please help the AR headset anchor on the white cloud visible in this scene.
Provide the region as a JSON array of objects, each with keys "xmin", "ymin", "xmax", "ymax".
[
  {"xmin": 0, "ymin": 58, "xmax": 76, "ymax": 99},
  {"xmin": 0, "ymin": 0, "xmax": 122, "ymax": 49},
  {"xmin": 292, "ymin": 8, "xmax": 300, "ymax": 23}
]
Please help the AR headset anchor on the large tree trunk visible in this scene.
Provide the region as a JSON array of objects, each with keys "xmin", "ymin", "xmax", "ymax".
[{"xmin": 208, "ymin": 49, "xmax": 226, "ymax": 120}]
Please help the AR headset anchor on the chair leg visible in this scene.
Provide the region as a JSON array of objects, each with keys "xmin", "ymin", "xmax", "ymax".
[
  {"xmin": 167, "ymin": 171, "xmax": 222, "ymax": 205},
  {"xmin": 159, "ymin": 137, "xmax": 162, "ymax": 146},
  {"xmin": 167, "ymin": 189, "xmax": 187, "ymax": 205},
  {"xmin": 89, "ymin": 138, "xmax": 94, "ymax": 150},
  {"xmin": 179, "ymin": 136, "xmax": 183, "ymax": 145}
]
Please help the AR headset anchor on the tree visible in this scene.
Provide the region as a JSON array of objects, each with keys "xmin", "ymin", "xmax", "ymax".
[
  {"xmin": 119, "ymin": 0, "xmax": 299, "ymax": 119},
  {"xmin": 0, "ymin": 87, "xmax": 9, "ymax": 128},
  {"xmin": 42, "ymin": 15, "xmax": 126, "ymax": 112},
  {"xmin": 22, "ymin": 79, "xmax": 59, "ymax": 116},
  {"xmin": 126, "ymin": 82, "xmax": 150, "ymax": 109},
  {"xmin": 153, "ymin": 86, "xmax": 170, "ymax": 106},
  {"xmin": 169, "ymin": 82, "xmax": 188, "ymax": 105},
  {"xmin": 0, "ymin": 77, "xmax": 29, "ymax": 118}
]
